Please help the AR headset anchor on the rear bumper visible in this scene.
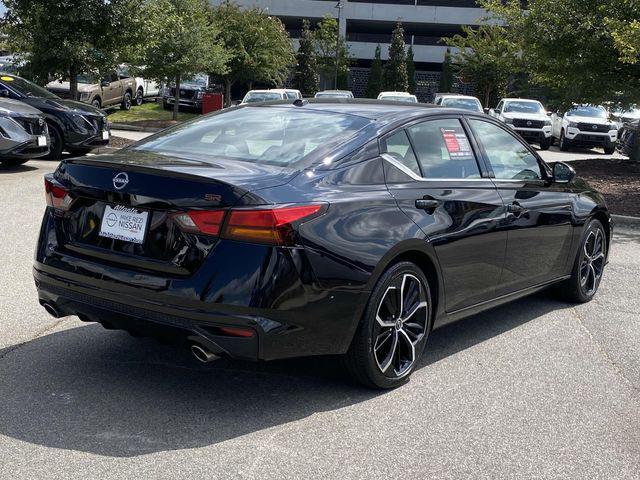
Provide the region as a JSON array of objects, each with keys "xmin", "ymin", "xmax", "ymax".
[{"xmin": 34, "ymin": 209, "xmax": 367, "ymax": 360}]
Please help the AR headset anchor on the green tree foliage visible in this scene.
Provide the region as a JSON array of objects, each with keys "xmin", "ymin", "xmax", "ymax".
[
  {"xmin": 481, "ymin": 0, "xmax": 640, "ymax": 108},
  {"xmin": 2, "ymin": 0, "xmax": 144, "ymax": 96},
  {"xmin": 137, "ymin": 0, "xmax": 228, "ymax": 120},
  {"xmin": 385, "ymin": 22, "xmax": 408, "ymax": 91},
  {"xmin": 406, "ymin": 45, "xmax": 417, "ymax": 94},
  {"xmin": 366, "ymin": 44, "xmax": 384, "ymax": 98},
  {"xmin": 293, "ymin": 19, "xmax": 319, "ymax": 95},
  {"xmin": 444, "ymin": 24, "xmax": 520, "ymax": 107},
  {"xmin": 211, "ymin": 1, "xmax": 295, "ymax": 106},
  {"xmin": 439, "ymin": 48, "xmax": 454, "ymax": 93},
  {"xmin": 314, "ymin": 15, "xmax": 351, "ymax": 89}
]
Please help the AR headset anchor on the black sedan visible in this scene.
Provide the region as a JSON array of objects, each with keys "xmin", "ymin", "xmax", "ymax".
[
  {"xmin": 34, "ymin": 100, "xmax": 611, "ymax": 388},
  {"xmin": 0, "ymin": 73, "xmax": 109, "ymax": 159}
]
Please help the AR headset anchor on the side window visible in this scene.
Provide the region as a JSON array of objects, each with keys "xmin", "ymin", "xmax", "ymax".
[
  {"xmin": 382, "ymin": 130, "xmax": 421, "ymax": 176},
  {"xmin": 468, "ymin": 119, "xmax": 543, "ymax": 180},
  {"xmin": 496, "ymin": 101, "xmax": 504, "ymax": 113},
  {"xmin": 109, "ymin": 72, "xmax": 119, "ymax": 83},
  {"xmin": 406, "ymin": 118, "xmax": 480, "ymax": 179}
]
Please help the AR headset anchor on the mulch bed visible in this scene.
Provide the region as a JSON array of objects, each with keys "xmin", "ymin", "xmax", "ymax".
[
  {"xmin": 108, "ymin": 136, "xmax": 135, "ymax": 149},
  {"xmin": 571, "ymin": 158, "xmax": 640, "ymax": 217}
]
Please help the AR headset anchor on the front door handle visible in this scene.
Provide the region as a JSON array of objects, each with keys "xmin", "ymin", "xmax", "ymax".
[{"xmin": 415, "ymin": 197, "xmax": 440, "ymax": 211}]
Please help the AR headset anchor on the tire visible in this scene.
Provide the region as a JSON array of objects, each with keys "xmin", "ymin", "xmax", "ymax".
[
  {"xmin": 0, "ymin": 158, "xmax": 29, "ymax": 167},
  {"xmin": 540, "ymin": 137, "xmax": 552, "ymax": 150},
  {"xmin": 343, "ymin": 261, "xmax": 432, "ymax": 389},
  {"xmin": 121, "ymin": 92, "xmax": 132, "ymax": 111},
  {"xmin": 554, "ymin": 219, "xmax": 607, "ymax": 303},
  {"xmin": 43, "ymin": 123, "xmax": 64, "ymax": 160},
  {"xmin": 162, "ymin": 101, "xmax": 171, "ymax": 110},
  {"xmin": 91, "ymin": 98, "xmax": 101, "ymax": 109},
  {"xmin": 604, "ymin": 142, "xmax": 615, "ymax": 155},
  {"xmin": 135, "ymin": 88, "xmax": 144, "ymax": 107},
  {"xmin": 559, "ymin": 129, "xmax": 571, "ymax": 152}
]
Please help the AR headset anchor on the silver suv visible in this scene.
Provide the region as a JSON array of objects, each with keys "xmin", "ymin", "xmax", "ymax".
[{"xmin": 0, "ymin": 97, "xmax": 49, "ymax": 166}]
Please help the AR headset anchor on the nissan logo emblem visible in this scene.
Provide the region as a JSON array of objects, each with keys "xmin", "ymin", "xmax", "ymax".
[
  {"xmin": 526, "ymin": 121, "xmax": 532, "ymax": 126},
  {"xmin": 113, "ymin": 172, "xmax": 129, "ymax": 190},
  {"xmin": 592, "ymin": 125, "xmax": 598, "ymax": 130}
]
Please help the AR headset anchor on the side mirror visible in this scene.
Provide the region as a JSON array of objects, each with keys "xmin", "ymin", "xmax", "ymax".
[
  {"xmin": 100, "ymin": 79, "xmax": 110, "ymax": 87},
  {"xmin": 546, "ymin": 111, "xmax": 553, "ymax": 116},
  {"xmin": 484, "ymin": 108, "xmax": 491, "ymax": 114},
  {"xmin": 231, "ymin": 100, "xmax": 241, "ymax": 106},
  {"xmin": 0, "ymin": 88, "xmax": 10, "ymax": 98},
  {"xmin": 552, "ymin": 161, "xmax": 576, "ymax": 184}
]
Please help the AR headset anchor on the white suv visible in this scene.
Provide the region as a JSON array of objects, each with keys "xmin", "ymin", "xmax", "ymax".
[
  {"xmin": 551, "ymin": 105, "xmax": 618, "ymax": 154},
  {"xmin": 489, "ymin": 98, "xmax": 553, "ymax": 150}
]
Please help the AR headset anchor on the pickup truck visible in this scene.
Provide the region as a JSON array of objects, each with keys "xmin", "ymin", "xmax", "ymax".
[
  {"xmin": 46, "ymin": 71, "xmax": 137, "ymax": 110},
  {"xmin": 551, "ymin": 105, "xmax": 618, "ymax": 154},
  {"xmin": 489, "ymin": 98, "xmax": 553, "ymax": 150}
]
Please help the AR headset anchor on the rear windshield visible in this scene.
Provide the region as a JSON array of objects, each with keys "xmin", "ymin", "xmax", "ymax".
[
  {"xmin": 381, "ymin": 96, "xmax": 417, "ymax": 103},
  {"xmin": 133, "ymin": 106, "xmax": 371, "ymax": 167},
  {"xmin": 441, "ymin": 97, "xmax": 482, "ymax": 111},
  {"xmin": 243, "ymin": 92, "xmax": 282, "ymax": 103},
  {"xmin": 504, "ymin": 101, "xmax": 544, "ymax": 114}
]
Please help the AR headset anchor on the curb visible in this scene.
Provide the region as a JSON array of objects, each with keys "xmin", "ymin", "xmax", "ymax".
[
  {"xmin": 109, "ymin": 123, "xmax": 162, "ymax": 133},
  {"xmin": 612, "ymin": 214, "xmax": 640, "ymax": 230}
]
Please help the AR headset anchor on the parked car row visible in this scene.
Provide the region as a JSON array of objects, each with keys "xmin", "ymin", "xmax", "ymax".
[{"xmin": 0, "ymin": 72, "xmax": 110, "ymax": 166}]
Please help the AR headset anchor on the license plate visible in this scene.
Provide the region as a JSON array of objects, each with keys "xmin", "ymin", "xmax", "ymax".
[
  {"xmin": 102, "ymin": 130, "xmax": 109, "ymax": 141},
  {"xmin": 99, "ymin": 205, "xmax": 149, "ymax": 244},
  {"xmin": 37, "ymin": 135, "xmax": 47, "ymax": 147}
]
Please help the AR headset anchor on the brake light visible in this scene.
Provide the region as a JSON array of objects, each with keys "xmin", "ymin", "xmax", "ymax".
[
  {"xmin": 173, "ymin": 210, "xmax": 226, "ymax": 235},
  {"xmin": 44, "ymin": 176, "xmax": 74, "ymax": 211},
  {"xmin": 222, "ymin": 205, "xmax": 323, "ymax": 245}
]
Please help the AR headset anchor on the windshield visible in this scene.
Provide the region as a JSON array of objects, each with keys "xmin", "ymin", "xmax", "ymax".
[
  {"xmin": 380, "ymin": 96, "xmax": 417, "ymax": 103},
  {"xmin": 133, "ymin": 107, "xmax": 371, "ymax": 167},
  {"xmin": 243, "ymin": 92, "xmax": 282, "ymax": 103},
  {"xmin": 183, "ymin": 74, "xmax": 208, "ymax": 86},
  {"xmin": 504, "ymin": 101, "xmax": 544, "ymax": 114},
  {"xmin": 566, "ymin": 106, "xmax": 607, "ymax": 118},
  {"xmin": 441, "ymin": 97, "xmax": 482, "ymax": 112},
  {"xmin": 1, "ymin": 74, "xmax": 58, "ymax": 98}
]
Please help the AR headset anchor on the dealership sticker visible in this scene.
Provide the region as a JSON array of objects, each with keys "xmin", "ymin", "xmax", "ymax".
[
  {"xmin": 441, "ymin": 127, "xmax": 473, "ymax": 160},
  {"xmin": 99, "ymin": 204, "xmax": 149, "ymax": 244}
]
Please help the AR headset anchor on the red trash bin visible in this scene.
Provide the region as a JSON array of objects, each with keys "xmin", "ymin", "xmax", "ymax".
[{"xmin": 202, "ymin": 93, "xmax": 224, "ymax": 114}]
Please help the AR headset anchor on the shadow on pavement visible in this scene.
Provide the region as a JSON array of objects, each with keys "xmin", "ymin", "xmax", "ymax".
[
  {"xmin": 0, "ymin": 292, "xmax": 570, "ymax": 457},
  {"xmin": 0, "ymin": 164, "xmax": 38, "ymax": 173}
]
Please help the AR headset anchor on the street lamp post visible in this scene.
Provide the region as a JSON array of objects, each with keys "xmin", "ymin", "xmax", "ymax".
[{"xmin": 334, "ymin": 1, "xmax": 343, "ymax": 90}]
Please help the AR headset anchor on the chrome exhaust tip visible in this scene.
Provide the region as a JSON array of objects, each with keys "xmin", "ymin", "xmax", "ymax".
[
  {"xmin": 41, "ymin": 302, "xmax": 61, "ymax": 318},
  {"xmin": 190, "ymin": 344, "xmax": 218, "ymax": 363}
]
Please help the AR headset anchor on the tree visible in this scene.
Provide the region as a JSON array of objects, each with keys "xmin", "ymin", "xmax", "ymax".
[
  {"xmin": 211, "ymin": 1, "xmax": 295, "ymax": 106},
  {"xmin": 444, "ymin": 24, "xmax": 521, "ymax": 107},
  {"xmin": 385, "ymin": 22, "xmax": 408, "ymax": 91},
  {"xmin": 2, "ymin": 0, "xmax": 144, "ymax": 97},
  {"xmin": 406, "ymin": 45, "xmax": 417, "ymax": 94},
  {"xmin": 137, "ymin": 0, "xmax": 228, "ymax": 120},
  {"xmin": 480, "ymin": 0, "xmax": 640, "ymax": 109},
  {"xmin": 293, "ymin": 19, "xmax": 319, "ymax": 95},
  {"xmin": 439, "ymin": 48, "xmax": 454, "ymax": 93},
  {"xmin": 314, "ymin": 15, "xmax": 351, "ymax": 89},
  {"xmin": 366, "ymin": 44, "xmax": 384, "ymax": 98}
]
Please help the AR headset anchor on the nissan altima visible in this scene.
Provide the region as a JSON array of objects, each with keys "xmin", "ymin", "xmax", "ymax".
[{"xmin": 34, "ymin": 100, "xmax": 611, "ymax": 388}]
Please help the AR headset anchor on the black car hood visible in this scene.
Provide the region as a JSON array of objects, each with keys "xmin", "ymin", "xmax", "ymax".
[
  {"xmin": 172, "ymin": 83, "xmax": 205, "ymax": 91},
  {"xmin": 19, "ymin": 96, "xmax": 105, "ymax": 117},
  {"xmin": 69, "ymin": 149, "xmax": 298, "ymax": 193}
]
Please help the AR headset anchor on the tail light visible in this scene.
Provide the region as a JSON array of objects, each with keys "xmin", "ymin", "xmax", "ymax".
[
  {"xmin": 173, "ymin": 204, "xmax": 324, "ymax": 246},
  {"xmin": 44, "ymin": 175, "xmax": 74, "ymax": 211}
]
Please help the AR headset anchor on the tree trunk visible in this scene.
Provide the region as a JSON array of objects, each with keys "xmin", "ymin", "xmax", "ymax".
[
  {"xmin": 69, "ymin": 64, "xmax": 78, "ymax": 101},
  {"xmin": 224, "ymin": 78, "xmax": 233, "ymax": 108},
  {"xmin": 247, "ymin": 81, "xmax": 253, "ymax": 91},
  {"xmin": 484, "ymin": 86, "xmax": 491, "ymax": 108},
  {"xmin": 173, "ymin": 73, "xmax": 180, "ymax": 121}
]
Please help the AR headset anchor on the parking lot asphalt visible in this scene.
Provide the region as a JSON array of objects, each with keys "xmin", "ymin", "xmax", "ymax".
[{"xmin": 1, "ymin": 159, "xmax": 638, "ymax": 480}]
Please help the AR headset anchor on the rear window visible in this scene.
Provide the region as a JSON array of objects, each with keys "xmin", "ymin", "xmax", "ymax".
[{"xmin": 133, "ymin": 107, "xmax": 371, "ymax": 167}]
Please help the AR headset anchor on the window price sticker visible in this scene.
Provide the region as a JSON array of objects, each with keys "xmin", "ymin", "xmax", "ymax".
[{"xmin": 441, "ymin": 127, "xmax": 474, "ymax": 160}]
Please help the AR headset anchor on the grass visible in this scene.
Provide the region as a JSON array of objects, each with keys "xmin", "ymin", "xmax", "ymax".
[{"xmin": 107, "ymin": 101, "xmax": 200, "ymax": 124}]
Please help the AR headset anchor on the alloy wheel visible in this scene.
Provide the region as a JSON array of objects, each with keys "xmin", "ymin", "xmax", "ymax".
[
  {"xmin": 580, "ymin": 227, "xmax": 606, "ymax": 296},
  {"xmin": 373, "ymin": 273, "xmax": 428, "ymax": 378}
]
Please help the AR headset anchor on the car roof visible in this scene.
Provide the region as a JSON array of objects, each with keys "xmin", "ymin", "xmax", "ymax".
[
  {"xmin": 439, "ymin": 94, "xmax": 480, "ymax": 100},
  {"xmin": 378, "ymin": 91, "xmax": 414, "ymax": 96},
  {"xmin": 242, "ymin": 98, "xmax": 484, "ymax": 122},
  {"xmin": 317, "ymin": 90, "xmax": 352, "ymax": 93},
  {"xmin": 502, "ymin": 98, "xmax": 542, "ymax": 103}
]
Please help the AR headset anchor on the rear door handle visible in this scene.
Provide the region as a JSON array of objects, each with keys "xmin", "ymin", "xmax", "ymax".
[{"xmin": 415, "ymin": 197, "xmax": 440, "ymax": 211}]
